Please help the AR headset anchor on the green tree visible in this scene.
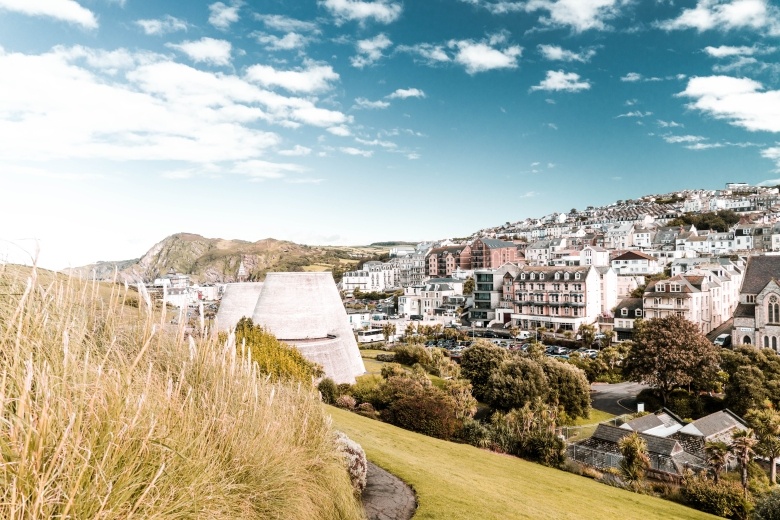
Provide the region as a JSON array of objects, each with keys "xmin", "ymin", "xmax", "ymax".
[
  {"xmin": 577, "ymin": 323, "xmax": 596, "ymax": 347},
  {"xmin": 542, "ymin": 358, "xmax": 591, "ymax": 419},
  {"xmin": 623, "ymin": 315, "xmax": 719, "ymax": 405},
  {"xmin": 731, "ymin": 428, "xmax": 757, "ymax": 499},
  {"xmin": 463, "ymin": 276, "xmax": 475, "ymax": 295},
  {"xmin": 381, "ymin": 322, "xmax": 396, "ymax": 343},
  {"xmin": 460, "ymin": 340, "xmax": 508, "ymax": 402},
  {"xmin": 755, "ymin": 488, "xmax": 780, "ymax": 520},
  {"xmin": 705, "ymin": 441, "xmax": 731, "ymax": 484},
  {"xmin": 745, "ymin": 405, "xmax": 780, "ymax": 485},
  {"xmin": 486, "ymin": 357, "xmax": 548, "ymax": 411},
  {"xmin": 618, "ymin": 432, "xmax": 650, "ymax": 487}
]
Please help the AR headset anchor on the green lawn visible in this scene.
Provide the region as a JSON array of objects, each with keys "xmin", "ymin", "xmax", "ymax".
[{"xmin": 329, "ymin": 406, "xmax": 716, "ymax": 520}]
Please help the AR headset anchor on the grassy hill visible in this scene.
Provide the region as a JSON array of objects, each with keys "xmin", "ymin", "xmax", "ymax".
[
  {"xmin": 63, "ymin": 233, "xmax": 393, "ymax": 283},
  {"xmin": 329, "ymin": 406, "xmax": 717, "ymax": 520}
]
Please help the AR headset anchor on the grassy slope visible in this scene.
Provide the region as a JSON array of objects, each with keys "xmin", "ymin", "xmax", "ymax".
[{"xmin": 329, "ymin": 407, "xmax": 717, "ymax": 520}]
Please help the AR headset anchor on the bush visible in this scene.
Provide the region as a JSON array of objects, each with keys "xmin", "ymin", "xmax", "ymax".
[
  {"xmin": 683, "ymin": 474, "xmax": 752, "ymax": 520},
  {"xmin": 393, "ymin": 344, "xmax": 432, "ymax": 367},
  {"xmin": 335, "ymin": 431, "xmax": 368, "ymax": 496},
  {"xmin": 456, "ymin": 418, "xmax": 491, "ymax": 449},
  {"xmin": 335, "ymin": 395, "xmax": 357, "ymax": 410},
  {"xmin": 355, "ymin": 402, "xmax": 379, "ymax": 420},
  {"xmin": 318, "ymin": 378, "xmax": 339, "ymax": 405},
  {"xmin": 375, "ymin": 353, "xmax": 395, "ymax": 362},
  {"xmin": 755, "ymin": 488, "xmax": 780, "ymax": 520},
  {"xmin": 379, "ymin": 380, "xmax": 461, "ymax": 440}
]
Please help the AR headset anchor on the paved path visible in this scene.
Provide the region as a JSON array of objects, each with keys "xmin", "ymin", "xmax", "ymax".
[
  {"xmin": 362, "ymin": 462, "xmax": 417, "ymax": 520},
  {"xmin": 590, "ymin": 381, "xmax": 649, "ymax": 416}
]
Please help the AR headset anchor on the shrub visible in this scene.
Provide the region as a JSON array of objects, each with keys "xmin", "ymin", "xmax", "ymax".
[
  {"xmin": 375, "ymin": 353, "xmax": 395, "ymax": 362},
  {"xmin": 754, "ymin": 488, "xmax": 780, "ymax": 520},
  {"xmin": 318, "ymin": 377, "xmax": 339, "ymax": 404},
  {"xmin": 379, "ymin": 381, "xmax": 461, "ymax": 440},
  {"xmin": 348, "ymin": 375, "xmax": 382, "ymax": 406},
  {"xmin": 380, "ymin": 363, "xmax": 407, "ymax": 379},
  {"xmin": 683, "ymin": 474, "xmax": 752, "ymax": 520},
  {"xmin": 335, "ymin": 432, "xmax": 368, "ymax": 496},
  {"xmin": 393, "ymin": 344, "xmax": 432, "ymax": 367},
  {"xmin": 335, "ymin": 395, "xmax": 357, "ymax": 410},
  {"xmin": 355, "ymin": 402, "xmax": 379, "ymax": 420},
  {"xmin": 456, "ymin": 418, "xmax": 492, "ymax": 449}
]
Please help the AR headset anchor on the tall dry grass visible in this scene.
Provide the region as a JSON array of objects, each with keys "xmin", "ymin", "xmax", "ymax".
[{"xmin": 0, "ymin": 264, "xmax": 365, "ymax": 519}]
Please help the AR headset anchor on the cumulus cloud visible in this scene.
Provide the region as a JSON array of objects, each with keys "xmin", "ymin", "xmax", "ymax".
[
  {"xmin": 245, "ymin": 60, "xmax": 339, "ymax": 93},
  {"xmin": 537, "ymin": 44, "xmax": 597, "ymax": 62},
  {"xmin": 678, "ymin": 75, "xmax": 780, "ymax": 132},
  {"xmin": 396, "ymin": 43, "xmax": 451, "ymax": 65},
  {"xmin": 657, "ymin": 0, "xmax": 780, "ymax": 35},
  {"xmin": 328, "ymin": 125, "xmax": 352, "ymax": 136},
  {"xmin": 255, "ymin": 32, "xmax": 310, "ymax": 51},
  {"xmin": 350, "ymin": 33, "xmax": 392, "ymax": 68},
  {"xmin": 0, "ymin": 0, "xmax": 98, "ymax": 28},
  {"xmin": 449, "ymin": 37, "xmax": 522, "ymax": 74},
  {"xmin": 319, "ymin": 0, "xmax": 402, "ymax": 24},
  {"xmin": 278, "ymin": 145, "xmax": 312, "ymax": 156},
  {"xmin": 531, "ymin": 70, "xmax": 591, "ymax": 92},
  {"xmin": 208, "ymin": 1, "xmax": 241, "ymax": 30},
  {"xmin": 255, "ymin": 13, "xmax": 319, "ymax": 33},
  {"xmin": 704, "ymin": 44, "xmax": 759, "ymax": 57},
  {"xmin": 0, "ymin": 45, "xmax": 351, "ymax": 167},
  {"xmin": 136, "ymin": 15, "xmax": 189, "ymax": 36},
  {"xmin": 524, "ymin": 0, "xmax": 630, "ymax": 32},
  {"xmin": 621, "ymin": 72, "xmax": 642, "ymax": 82},
  {"xmin": 657, "ymin": 120, "xmax": 683, "ymax": 127},
  {"xmin": 340, "ymin": 146, "xmax": 373, "ymax": 157},
  {"xmin": 762, "ymin": 146, "xmax": 780, "ymax": 169},
  {"xmin": 167, "ymin": 38, "xmax": 232, "ymax": 66},
  {"xmin": 387, "ymin": 88, "xmax": 425, "ymax": 99}
]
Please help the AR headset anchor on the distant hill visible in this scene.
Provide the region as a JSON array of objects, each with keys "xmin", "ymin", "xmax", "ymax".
[{"xmin": 63, "ymin": 233, "xmax": 389, "ymax": 284}]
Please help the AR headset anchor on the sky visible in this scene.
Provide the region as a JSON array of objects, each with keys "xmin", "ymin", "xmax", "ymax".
[{"xmin": 1, "ymin": 0, "xmax": 780, "ymax": 270}]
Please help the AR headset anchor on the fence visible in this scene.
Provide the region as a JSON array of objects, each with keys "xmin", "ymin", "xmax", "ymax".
[
  {"xmin": 557, "ymin": 414, "xmax": 633, "ymax": 443},
  {"xmin": 566, "ymin": 444, "xmax": 707, "ymax": 478}
]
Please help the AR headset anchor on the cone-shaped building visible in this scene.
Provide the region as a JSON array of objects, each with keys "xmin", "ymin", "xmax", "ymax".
[
  {"xmin": 215, "ymin": 282, "xmax": 265, "ymax": 332},
  {"xmin": 216, "ymin": 273, "xmax": 365, "ymax": 384},
  {"xmin": 252, "ymin": 272, "xmax": 365, "ymax": 384}
]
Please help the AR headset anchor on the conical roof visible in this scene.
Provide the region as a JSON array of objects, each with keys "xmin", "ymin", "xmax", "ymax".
[{"xmin": 215, "ymin": 282, "xmax": 264, "ymax": 332}]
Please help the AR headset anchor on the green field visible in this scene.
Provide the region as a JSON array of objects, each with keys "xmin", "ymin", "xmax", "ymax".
[{"xmin": 329, "ymin": 406, "xmax": 716, "ymax": 520}]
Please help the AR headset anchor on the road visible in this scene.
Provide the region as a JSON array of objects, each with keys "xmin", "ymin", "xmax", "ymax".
[{"xmin": 590, "ymin": 381, "xmax": 649, "ymax": 416}]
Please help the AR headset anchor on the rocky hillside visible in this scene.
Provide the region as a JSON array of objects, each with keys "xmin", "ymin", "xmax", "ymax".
[{"xmin": 63, "ymin": 233, "xmax": 385, "ymax": 284}]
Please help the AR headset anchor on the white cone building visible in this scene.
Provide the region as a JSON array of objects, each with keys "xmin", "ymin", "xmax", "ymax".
[{"xmin": 217, "ymin": 273, "xmax": 365, "ymax": 384}]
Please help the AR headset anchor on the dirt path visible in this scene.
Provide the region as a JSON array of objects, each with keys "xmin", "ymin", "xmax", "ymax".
[{"xmin": 362, "ymin": 462, "xmax": 417, "ymax": 520}]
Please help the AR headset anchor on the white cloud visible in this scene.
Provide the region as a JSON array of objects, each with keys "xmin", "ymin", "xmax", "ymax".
[
  {"xmin": 136, "ymin": 15, "xmax": 188, "ymax": 36},
  {"xmin": 328, "ymin": 125, "xmax": 352, "ymax": 136},
  {"xmin": 245, "ymin": 60, "xmax": 339, "ymax": 93},
  {"xmin": 406, "ymin": 152, "xmax": 420, "ymax": 159},
  {"xmin": 232, "ymin": 159, "xmax": 306, "ymax": 180},
  {"xmin": 255, "ymin": 32, "xmax": 310, "ymax": 51},
  {"xmin": 387, "ymin": 88, "xmax": 425, "ymax": 99},
  {"xmin": 537, "ymin": 44, "xmax": 597, "ymax": 62},
  {"xmin": 621, "ymin": 72, "xmax": 642, "ymax": 82},
  {"xmin": 678, "ymin": 75, "xmax": 780, "ymax": 132},
  {"xmin": 762, "ymin": 146, "xmax": 780, "ymax": 169},
  {"xmin": 686, "ymin": 142, "xmax": 725, "ymax": 150},
  {"xmin": 319, "ymin": 0, "xmax": 402, "ymax": 24},
  {"xmin": 340, "ymin": 146, "xmax": 373, "ymax": 157},
  {"xmin": 0, "ymin": 0, "xmax": 97, "ymax": 28},
  {"xmin": 657, "ymin": 120, "xmax": 683, "ymax": 127},
  {"xmin": 167, "ymin": 38, "xmax": 232, "ymax": 66},
  {"xmin": 617, "ymin": 110, "xmax": 653, "ymax": 118},
  {"xmin": 351, "ymin": 33, "xmax": 392, "ymax": 68},
  {"xmin": 396, "ymin": 43, "xmax": 451, "ymax": 65},
  {"xmin": 208, "ymin": 1, "xmax": 241, "ymax": 30},
  {"xmin": 523, "ymin": 0, "xmax": 629, "ymax": 32},
  {"xmin": 531, "ymin": 70, "xmax": 591, "ymax": 92},
  {"xmin": 449, "ymin": 38, "xmax": 522, "ymax": 74},
  {"xmin": 255, "ymin": 14, "xmax": 319, "ymax": 33},
  {"xmin": 353, "ymin": 97, "xmax": 390, "ymax": 109},
  {"xmin": 658, "ymin": 0, "xmax": 780, "ymax": 35},
  {"xmin": 663, "ymin": 134, "xmax": 706, "ymax": 143},
  {"xmin": 704, "ymin": 45, "xmax": 758, "ymax": 57},
  {"xmin": 355, "ymin": 137, "xmax": 396, "ymax": 148},
  {"xmin": 278, "ymin": 145, "xmax": 312, "ymax": 156},
  {"xmin": 0, "ymin": 45, "xmax": 353, "ymax": 167}
]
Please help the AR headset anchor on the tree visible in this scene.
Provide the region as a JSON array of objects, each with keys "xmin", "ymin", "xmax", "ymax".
[
  {"xmin": 459, "ymin": 340, "xmax": 508, "ymax": 402},
  {"xmin": 705, "ymin": 441, "xmax": 731, "ymax": 484},
  {"xmin": 381, "ymin": 322, "xmax": 396, "ymax": 343},
  {"xmin": 542, "ymin": 358, "xmax": 591, "ymax": 419},
  {"xmin": 623, "ymin": 315, "xmax": 719, "ymax": 405},
  {"xmin": 577, "ymin": 323, "xmax": 596, "ymax": 347},
  {"xmin": 730, "ymin": 428, "xmax": 757, "ymax": 499},
  {"xmin": 486, "ymin": 357, "xmax": 548, "ymax": 411},
  {"xmin": 745, "ymin": 405, "xmax": 780, "ymax": 485},
  {"xmin": 463, "ymin": 276, "xmax": 475, "ymax": 295},
  {"xmin": 618, "ymin": 432, "xmax": 650, "ymax": 487}
]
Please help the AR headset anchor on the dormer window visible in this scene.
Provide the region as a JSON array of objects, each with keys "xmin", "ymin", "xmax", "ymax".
[
  {"xmin": 575, "ymin": 272, "xmax": 581, "ymax": 280},
  {"xmin": 555, "ymin": 273, "xmax": 560, "ymax": 280},
  {"xmin": 656, "ymin": 284, "xmax": 665, "ymax": 292},
  {"xmin": 530, "ymin": 273, "xmax": 535, "ymax": 280},
  {"xmin": 621, "ymin": 308, "xmax": 628, "ymax": 317},
  {"xmin": 564, "ymin": 273, "xmax": 570, "ymax": 280},
  {"xmin": 521, "ymin": 273, "xmax": 526, "ymax": 280},
  {"xmin": 635, "ymin": 309, "xmax": 642, "ymax": 317},
  {"xmin": 540, "ymin": 273, "xmax": 545, "ymax": 280}
]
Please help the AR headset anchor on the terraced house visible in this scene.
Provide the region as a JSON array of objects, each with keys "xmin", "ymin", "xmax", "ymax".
[
  {"xmin": 425, "ymin": 245, "xmax": 471, "ymax": 278},
  {"xmin": 470, "ymin": 238, "xmax": 520, "ymax": 269},
  {"xmin": 509, "ymin": 265, "xmax": 606, "ymax": 333}
]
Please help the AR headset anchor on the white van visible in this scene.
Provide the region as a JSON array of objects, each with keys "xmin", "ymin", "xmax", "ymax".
[
  {"xmin": 713, "ymin": 333, "xmax": 732, "ymax": 348},
  {"xmin": 515, "ymin": 331, "xmax": 532, "ymax": 340}
]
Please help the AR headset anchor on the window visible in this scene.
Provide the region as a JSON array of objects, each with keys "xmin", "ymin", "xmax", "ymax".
[
  {"xmin": 575, "ymin": 272, "xmax": 581, "ymax": 280},
  {"xmin": 540, "ymin": 273, "xmax": 545, "ymax": 280},
  {"xmin": 656, "ymin": 284, "xmax": 665, "ymax": 292},
  {"xmin": 530, "ymin": 273, "xmax": 535, "ymax": 280},
  {"xmin": 555, "ymin": 273, "xmax": 560, "ymax": 280},
  {"xmin": 769, "ymin": 296, "xmax": 780, "ymax": 323},
  {"xmin": 521, "ymin": 273, "xmax": 526, "ymax": 280},
  {"xmin": 621, "ymin": 308, "xmax": 628, "ymax": 316},
  {"xmin": 635, "ymin": 309, "xmax": 642, "ymax": 317},
  {"xmin": 676, "ymin": 298, "xmax": 683, "ymax": 307},
  {"xmin": 774, "ymin": 337, "xmax": 778, "ymax": 351},
  {"xmin": 765, "ymin": 336, "xmax": 770, "ymax": 348},
  {"xmin": 564, "ymin": 273, "xmax": 570, "ymax": 280},
  {"xmin": 747, "ymin": 295, "xmax": 755, "ymax": 303}
]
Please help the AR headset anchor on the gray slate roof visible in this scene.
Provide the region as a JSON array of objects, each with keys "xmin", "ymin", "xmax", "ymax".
[
  {"xmin": 590, "ymin": 424, "xmax": 683, "ymax": 457},
  {"xmin": 741, "ymin": 255, "xmax": 780, "ymax": 295}
]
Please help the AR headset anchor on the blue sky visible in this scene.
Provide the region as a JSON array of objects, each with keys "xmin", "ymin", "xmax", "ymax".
[{"xmin": 1, "ymin": 0, "xmax": 780, "ymax": 270}]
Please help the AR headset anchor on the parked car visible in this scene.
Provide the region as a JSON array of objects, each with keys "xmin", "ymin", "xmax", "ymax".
[{"xmin": 713, "ymin": 333, "xmax": 732, "ymax": 348}]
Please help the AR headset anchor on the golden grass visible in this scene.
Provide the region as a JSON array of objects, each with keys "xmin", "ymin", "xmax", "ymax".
[
  {"xmin": 329, "ymin": 406, "xmax": 717, "ymax": 520},
  {"xmin": 0, "ymin": 264, "xmax": 364, "ymax": 520}
]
